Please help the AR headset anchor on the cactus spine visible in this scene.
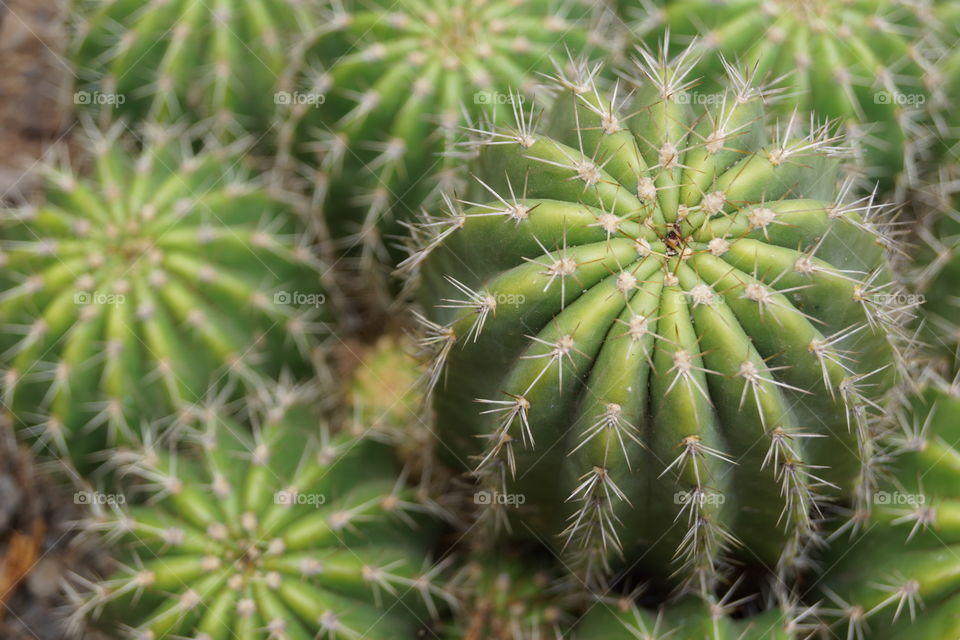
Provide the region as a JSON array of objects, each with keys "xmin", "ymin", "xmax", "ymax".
[
  {"xmin": 0, "ymin": 126, "xmax": 333, "ymax": 464},
  {"xmin": 68, "ymin": 386, "xmax": 451, "ymax": 639},
  {"xmin": 411, "ymin": 48, "xmax": 912, "ymax": 592}
]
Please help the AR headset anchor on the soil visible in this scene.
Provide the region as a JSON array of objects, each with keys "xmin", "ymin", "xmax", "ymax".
[{"xmin": 0, "ymin": 0, "xmax": 73, "ymax": 205}]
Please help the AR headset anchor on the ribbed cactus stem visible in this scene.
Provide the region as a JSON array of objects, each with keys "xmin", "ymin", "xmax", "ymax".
[{"xmin": 410, "ymin": 45, "xmax": 913, "ymax": 593}]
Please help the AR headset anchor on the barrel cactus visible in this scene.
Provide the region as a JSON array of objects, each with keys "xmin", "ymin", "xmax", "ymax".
[
  {"xmin": 67, "ymin": 386, "xmax": 451, "ymax": 639},
  {"xmin": 0, "ymin": 126, "xmax": 333, "ymax": 464},
  {"xmin": 275, "ymin": 0, "xmax": 615, "ymax": 265},
  {"xmin": 410, "ymin": 49, "xmax": 911, "ymax": 592},
  {"xmin": 632, "ymin": 0, "xmax": 935, "ymax": 192},
  {"xmin": 71, "ymin": 0, "xmax": 315, "ymax": 137},
  {"xmin": 817, "ymin": 387, "xmax": 960, "ymax": 640},
  {"xmin": 575, "ymin": 595, "xmax": 803, "ymax": 639}
]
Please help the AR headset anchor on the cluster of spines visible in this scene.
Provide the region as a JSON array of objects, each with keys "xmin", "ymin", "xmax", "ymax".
[{"xmin": 405, "ymin": 44, "xmax": 917, "ymax": 595}]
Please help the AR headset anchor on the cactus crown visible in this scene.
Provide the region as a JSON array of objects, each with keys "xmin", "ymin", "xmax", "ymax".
[
  {"xmin": 276, "ymin": 0, "xmax": 614, "ymax": 262},
  {"xmin": 0, "ymin": 125, "xmax": 332, "ymax": 463},
  {"xmin": 67, "ymin": 384, "xmax": 452, "ymax": 639},
  {"xmin": 410, "ymin": 46, "xmax": 914, "ymax": 594}
]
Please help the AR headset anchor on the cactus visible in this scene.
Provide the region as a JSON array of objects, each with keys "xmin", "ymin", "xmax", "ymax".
[
  {"xmin": 71, "ymin": 0, "xmax": 315, "ymax": 138},
  {"xmin": 0, "ymin": 126, "xmax": 334, "ymax": 464},
  {"xmin": 631, "ymin": 0, "xmax": 935, "ymax": 193},
  {"xmin": 441, "ymin": 553, "xmax": 569, "ymax": 639},
  {"xmin": 409, "ymin": 48, "xmax": 913, "ymax": 593},
  {"xmin": 66, "ymin": 385, "xmax": 452, "ymax": 639},
  {"xmin": 275, "ymin": 0, "xmax": 616, "ymax": 266},
  {"xmin": 816, "ymin": 387, "xmax": 960, "ymax": 640},
  {"xmin": 575, "ymin": 594, "xmax": 803, "ymax": 639},
  {"xmin": 924, "ymin": 1, "xmax": 960, "ymax": 161}
]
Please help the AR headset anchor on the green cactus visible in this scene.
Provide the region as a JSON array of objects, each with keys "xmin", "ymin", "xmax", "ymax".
[
  {"xmin": 0, "ymin": 126, "xmax": 334, "ymax": 464},
  {"xmin": 71, "ymin": 0, "xmax": 315, "ymax": 137},
  {"xmin": 440, "ymin": 553, "xmax": 569, "ymax": 639},
  {"xmin": 924, "ymin": 1, "xmax": 960, "ymax": 161},
  {"xmin": 631, "ymin": 0, "xmax": 935, "ymax": 192},
  {"xmin": 816, "ymin": 387, "xmax": 960, "ymax": 640},
  {"xmin": 410, "ymin": 49, "xmax": 913, "ymax": 592},
  {"xmin": 575, "ymin": 595, "xmax": 802, "ymax": 639},
  {"xmin": 67, "ymin": 385, "xmax": 452, "ymax": 639},
  {"xmin": 275, "ymin": 0, "xmax": 616, "ymax": 266}
]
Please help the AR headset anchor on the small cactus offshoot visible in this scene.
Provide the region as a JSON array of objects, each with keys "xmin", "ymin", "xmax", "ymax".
[
  {"xmin": 817, "ymin": 387, "xmax": 960, "ymax": 640},
  {"xmin": 633, "ymin": 0, "xmax": 936, "ymax": 192},
  {"xmin": 72, "ymin": 0, "xmax": 316, "ymax": 138},
  {"xmin": 0, "ymin": 126, "xmax": 333, "ymax": 463},
  {"xmin": 275, "ymin": 0, "xmax": 615, "ymax": 265},
  {"xmin": 411, "ymin": 48, "xmax": 914, "ymax": 593},
  {"xmin": 68, "ymin": 386, "xmax": 452, "ymax": 639}
]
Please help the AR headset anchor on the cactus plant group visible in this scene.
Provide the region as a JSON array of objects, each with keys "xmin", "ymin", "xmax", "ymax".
[
  {"xmin": 0, "ymin": 126, "xmax": 332, "ymax": 464},
  {"xmin": 5, "ymin": 1, "xmax": 960, "ymax": 639},
  {"xmin": 72, "ymin": 0, "xmax": 314, "ymax": 138},
  {"xmin": 68, "ymin": 386, "xmax": 451, "ymax": 639},
  {"xmin": 411, "ymin": 49, "xmax": 911, "ymax": 591},
  {"xmin": 275, "ymin": 0, "xmax": 614, "ymax": 264},
  {"xmin": 634, "ymin": 0, "xmax": 935, "ymax": 191}
]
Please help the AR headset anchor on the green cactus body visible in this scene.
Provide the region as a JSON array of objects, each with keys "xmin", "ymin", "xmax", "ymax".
[
  {"xmin": 72, "ymin": 390, "xmax": 450, "ymax": 639},
  {"xmin": 0, "ymin": 128, "xmax": 332, "ymax": 462},
  {"xmin": 72, "ymin": 0, "xmax": 314, "ymax": 137},
  {"xmin": 442, "ymin": 555, "xmax": 567, "ymax": 640},
  {"xmin": 926, "ymin": 2, "xmax": 960, "ymax": 160},
  {"xmin": 412, "ymin": 52, "xmax": 909, "ymax": 591},
  {"xmin": 818, "ymin": 388, "xmax": 960, "ymax": 640},
  {"xmin": 575, "ymin": 596, "xmax": 797, "ymax": 639},
  {"xmin": 276, "ymin": 0, "xmax": 613, "ymax": 263},
  {"xmin": 635, "ymin": 0, "xmax": 934, "ymax": 191}
]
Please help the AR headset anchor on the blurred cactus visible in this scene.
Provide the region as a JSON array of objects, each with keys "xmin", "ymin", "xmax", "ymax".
[
  {"xmin": 817, "ymin": 386, "xmax": 960, "ymax": 640},
  {"xmin": 71, "ymin": 0, "xmax": 316, "ymax": 139},
  {"xmin": 67, "ymin": 385, "xmax": 452, "ymax": 639},
  {"xmin": 0, "ymin": 126, "xmax": 334, "ymax": 464},
  {"xmin": 631, "ymin": 0, "xmax": 937, "ymax": 193},
  {"xmin": 274, "ymin": 0, "xmax": 617, "ymax": 271}
]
